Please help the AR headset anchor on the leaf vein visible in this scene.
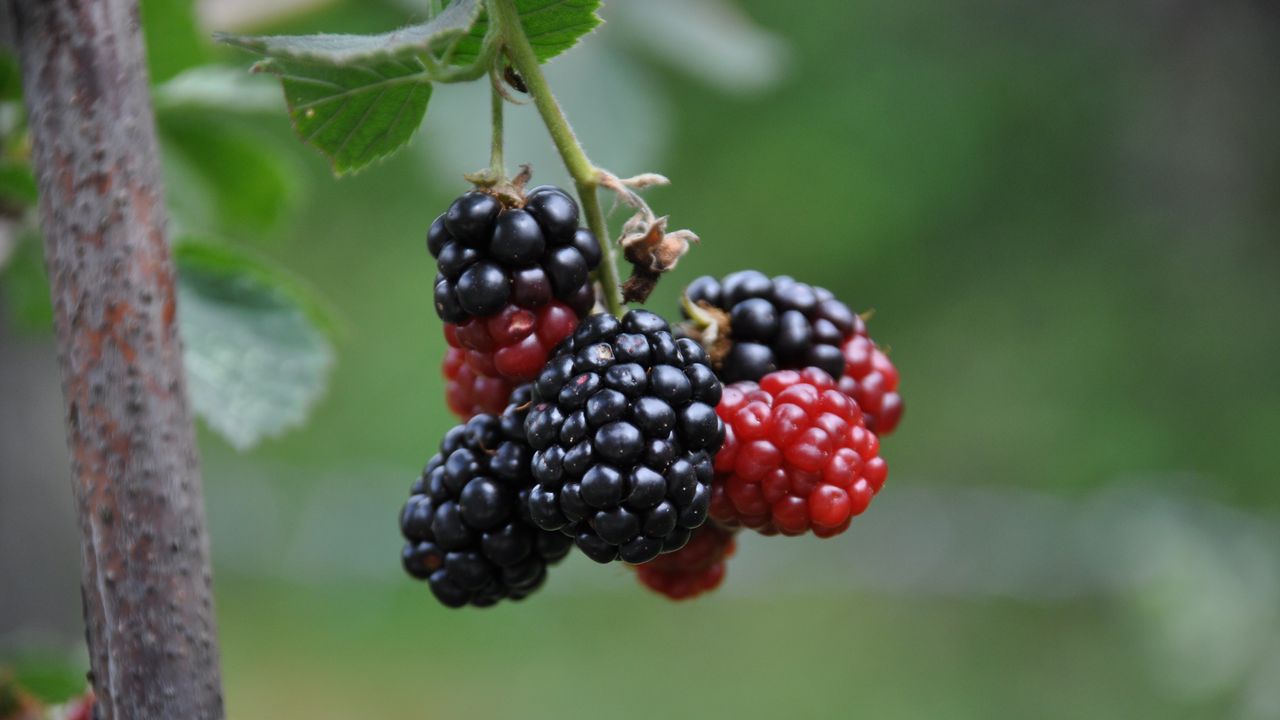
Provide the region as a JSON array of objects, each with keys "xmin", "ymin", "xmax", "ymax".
[
  {"xmin": 299, "ymin": 95, "xmax": 353, "ymax": 142},
  {"xmin": 290, "ymin": 72, "xmax": 425, "ymax": 111},
  {"xmin": 362, "ymin": 84, "xmax": 422, "ymax": 158},
  {"xmin": 333, "ymin": 87, "xmax": 389, "ymax": 162}
]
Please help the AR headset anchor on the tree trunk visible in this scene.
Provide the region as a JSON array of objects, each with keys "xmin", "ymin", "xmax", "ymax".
[{"xmin": 9, "ymin": 1, "xmax": 225, "ymax": 718}]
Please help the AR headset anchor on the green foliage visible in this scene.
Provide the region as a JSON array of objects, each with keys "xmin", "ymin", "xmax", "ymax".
[
  {"xmin": 158, "ymin": 114, "xmax": 299, "ymax": 234},
  {"xmin": 215, "ymin": 0, "xmax": 603, "ymax": 174},
  {"xmin": 175, "ymin": 239, "xmax": 336, "ymax": 451},
  {"xmin": 140, "ymin": 0, "xmax": 210, "ymax": 83},
  {"xmin": 153, "ymin": 65, "xmax": 283, "ymax": 115},
  {"xmin": 214, "ymin": 0, "xmax": 480, "ymax": 65},
  {"xmin": 0, "ymin": 163, "xmax": 37, "ymax": 206},
  {"xmin": 4, "ymin": 657, "xmax": 85, "ymax": 705},
  {"xmin": 0, "ymin": 52, "xmax": 21, "ymax": 99},
  {"xmin": 450, "ymin": 0, "xmax": 602, "ymax": 66},
  {"xmin": 249, "ymin": 56, "xmax": 433, "ymax": 176},
  {"xmin": 0, "ymin": 232, "xmax": 53, "ymax": 332},
  {"xmin": 214, "ymin": 1, "xmax": 483, "ymax": 175}
]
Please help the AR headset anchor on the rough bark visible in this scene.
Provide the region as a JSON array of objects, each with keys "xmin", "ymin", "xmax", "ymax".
[{"xmin": 9, "ymin": 1, "xmax": 225, "ymax": 718}]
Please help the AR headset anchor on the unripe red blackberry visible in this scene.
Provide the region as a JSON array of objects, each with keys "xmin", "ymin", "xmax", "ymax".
[
  {"xmin": 633, "ymin": 522, "xmax": 736, "ymax": 600},
  {"xmin": 680, "ymin": 272, "xmax": 856, "ymax": 383},
  {"xmin": 443, "ymin": 347, "xmax": 514, "ymax": 421},
  {"xmin": 444, "ymin": 299, "xmax": 582, "ymax": 383},
  {"xmin": 709, "ymin": 368, "xmax": 887, "ymax": 537},
  {"xmin": 838, "ymin": 315, "xmax": 903, "ymax": 435},
  {"xmin": 400, "ymin": 387, "xmax": 573, "ymax": 607},
  {"xmin": 523, "ymin": 310, "xmax": 725, "ymax": 564}
]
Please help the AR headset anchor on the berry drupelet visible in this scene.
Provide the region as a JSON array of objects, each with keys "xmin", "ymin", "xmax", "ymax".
[
  {"xmin": 839, "ymin": 314, "xmax": 904, "ymax": 435},
  {"xmin": 680, "ymin": 271, "xmax": 857, "ymax": 384},
  {"xmin": 709, "ymin": 368, "xmax": 887, "ymax": 537},
  {"xmin": 400, "ymin": 388, "xmax": 574, "ymax": 607},
  {"xmin": 443, "ymin": 347, "xmax": 515, "ymax": 421},
  {"xmin": 523, "ymin": 310, "xmax": 726, "ymax": 564},
  {"xmin": 633, "ymin": 522, "xmax": 737, "ymax": 601},
  {"xmin": 430, "ymin": 186, "xmax": 604, "ymax": 382}
]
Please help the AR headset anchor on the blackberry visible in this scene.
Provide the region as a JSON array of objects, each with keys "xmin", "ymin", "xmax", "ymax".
[
  {"xmin": 400, "ymin": 387, "xmax": 573, "ymax": 607},
  {"xmin": 710, "ymin": 368, "xmax": 887, "ymax": 537},
  {"xmin": 633, "ymin": 522, "xmax": 737, "ymax": 601},
  {"xmin": 523, "ymin": 310, "xmax": 725, "ymax": 564},
  {"xmin": 680, "ymin": 271, "xmax": 856, "ymax": 384},
  {"xmin": 429, "ymin": 187, "xmax": 601, "ymax": 324}
]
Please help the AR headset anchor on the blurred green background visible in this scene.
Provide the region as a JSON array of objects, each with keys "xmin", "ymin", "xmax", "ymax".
[{"xmin": 3, "ymin": 0, "xmax": 1279, "ymax": 718}]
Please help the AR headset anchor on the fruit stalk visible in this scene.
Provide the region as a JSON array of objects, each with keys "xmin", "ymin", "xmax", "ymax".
[
  {"xmin": 489, "ymin": 0, "xmax": 624, "ymax": 317},
  {"xmin": 489, "ymin": 77, "xmax": 505, "ymax": 178}
]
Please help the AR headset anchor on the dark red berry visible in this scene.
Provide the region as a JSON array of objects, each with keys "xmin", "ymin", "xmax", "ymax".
[
  {"xmin": 633, "ymin": 522, "xmax": 736, "ymax": 600},
  {"xmin": 443, "ymin": 347, "xmax": 514, "ymax": 421},
  {"xmin": 709, "ymin": 368, "xmax": 887, "ymax": 537},
  {"xmin": 444, "ymin": 300, "xmax": 580, "ymax": 383},
  {"xmin": 511, "ymin": 265, "xmax": 553, "ymax": 308},
  {"xmin": 838, "ymin": 325, "xmax": 903, "ymax": 435}
]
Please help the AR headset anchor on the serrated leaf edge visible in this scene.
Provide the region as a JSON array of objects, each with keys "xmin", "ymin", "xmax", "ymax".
[{"xmin": 213, "ymin": 0, "xmax": 481, "ymax": 66}]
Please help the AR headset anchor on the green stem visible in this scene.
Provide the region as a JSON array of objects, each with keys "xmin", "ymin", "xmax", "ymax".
[
  {"xmin": 490, "ymin": 0, "xmax": 624, "ymax": 317},
  {"xmin": 489, "ymin": 76, "xmax": 504, "ymax": 178},
  {"xmin": 422, "ymin": 29, "xmax": 499, "ymax": 83}
]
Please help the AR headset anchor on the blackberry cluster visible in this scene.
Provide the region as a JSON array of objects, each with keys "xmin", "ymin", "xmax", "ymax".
[
  {"xmin": 633, "ymin": 522, "xmax": 737, "ymax": 600},
  {"xmin": 430, "ymin": 188, "xmax": 600, "ymax": 323},
  {"xmin": 681, "ymin": 271, "xmax": 857, "ymax": 384},
  {"xmin": 431, "ymin": 186, "xmax": 604, "ymax": 383},
  {"xmin": 400, "ymin": 388, "xmax": 573, "ymax": 607},
  {"xmin": 523, "ymin": 310, "xmax": 725, "ymax": 564},
  {"xmin": 710, "ymin": 368, "xmax": 887, "ymax": 537}
]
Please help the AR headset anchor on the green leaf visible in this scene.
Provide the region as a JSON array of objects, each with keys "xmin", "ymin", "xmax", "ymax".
[
  {"xmin": 0, "ymin": 52, "xmax": 21, "ymax": 100},
  {"xmin": 0, "ymin": 163, "xmax": 37, "ymax": 206},
  {"xmin": 175, "ymin": 239, "xmax": 335, "ymax": 450},
  {"xmin": 141, "ymin": 0, "xmax": 209, "ymax": 84},
  {"xmin": 153, "ymin": 65, "xmax": 284, "ymax": 115},
  {"xmin": 214, "ymin": 0, "xmax": 480, "ymax": 65},
  {"xmin": 6, "ymin": 655, "xmax": 87, "ymax": 705},
  {"xmin": 250, "ymin": 56, "xmax": 433, "ymax": 175},
  {"xmin": 450, "ymin": 0, "xmax": 603, "ymax": 66},
  {"xmin": 158, "ymin": 114, "xmax": 299, "ymax": 234},
  {"xmin": 213, "ymin": 1, "xmax": 488, "ymax": 173},
  {"xmin": 0, "ymin": 230, "xmax": 53, "ymax": 332}
]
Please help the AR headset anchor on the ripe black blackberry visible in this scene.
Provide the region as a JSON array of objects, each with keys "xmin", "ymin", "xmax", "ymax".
[
  {"xmin": 400, "ymin": 387, "xmax": 573, "ymax": 608},
  {"xmin": 429, "ymin": 186, "xmax": 602, "ymax": 323},
  {"xmin": 680, "ymin": 271, "xmax": 857, "ymax": 384},
  {"xmin": 523, "ymin": 310, "xmax": 725, "ymax": 564}
]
